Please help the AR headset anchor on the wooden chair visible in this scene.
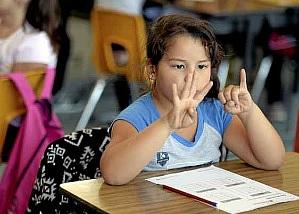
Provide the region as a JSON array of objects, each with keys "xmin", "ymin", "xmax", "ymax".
[
  {"xmin": 75, "ymin": 7, "xmax": 146, "ymax": 130},
  {"xmin": 0, "ymin": 70, "xmax": 45, "ymax": 162}
]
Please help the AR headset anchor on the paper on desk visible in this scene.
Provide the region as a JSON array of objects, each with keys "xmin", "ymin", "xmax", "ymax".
[{"xmin": 146, "ymin": 165, "xmax": 299, "ymax": 214}]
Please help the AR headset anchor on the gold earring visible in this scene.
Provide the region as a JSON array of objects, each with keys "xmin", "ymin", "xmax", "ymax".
[{"xmin": 149, "ymin": 72, "xmax": 155, "ymax": 81}]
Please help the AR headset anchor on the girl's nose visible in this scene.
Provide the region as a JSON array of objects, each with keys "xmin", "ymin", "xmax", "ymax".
[
  {"xmin": 184, "ymin": 72, "xmax": 188, "ymax": 81},
  {"xmin": 184, "ymin": 68, "xmax": 195, "ymax": 82}
]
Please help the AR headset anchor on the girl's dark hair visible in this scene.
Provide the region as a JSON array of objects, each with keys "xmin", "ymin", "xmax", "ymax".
[
  {"xmin": 146, "ymin": 14, "xmax": 224, "ymax": 98},
  {"xmin": 25, "ymin": 0, "xmax": 61, "ymax": 52}
]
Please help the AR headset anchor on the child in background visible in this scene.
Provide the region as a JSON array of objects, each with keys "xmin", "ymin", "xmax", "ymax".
[
  {"xmin": 100, "ymin": 14, "xmax": 285, "ymax": 185},
  {"xmin": 0, "ymin": 0, "xmax": 60, "ymax": 160},
  {"xmin": 0, "ymin": 0, "xmax": 60, "ymax": 73}
]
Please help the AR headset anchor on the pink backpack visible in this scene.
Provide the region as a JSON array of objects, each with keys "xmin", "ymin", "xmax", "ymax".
[{"xmin": 0, "ymin": 68, "xmax": 64, "ymax": 214}]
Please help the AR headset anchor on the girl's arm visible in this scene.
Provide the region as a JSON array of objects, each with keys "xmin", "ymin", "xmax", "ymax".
[
  {"xmin": 101, "ymin": 70, "xmax": 213, "ymax": 185},
  {"xmin": 220, "ymin": 69, "xmax": 285, "ymax": 170},
  {"xmin": 100, "ymin": 118, "xmax": 173, "ymax": 185}
]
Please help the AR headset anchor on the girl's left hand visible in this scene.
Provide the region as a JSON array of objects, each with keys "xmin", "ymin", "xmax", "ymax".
[{"xmin": 218, "ymin": 69, "xmax": 253, "ymax": 115}]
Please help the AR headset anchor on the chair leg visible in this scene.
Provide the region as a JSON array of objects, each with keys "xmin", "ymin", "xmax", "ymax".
[
  {"xmin": 75, "ymin": 79, "xmax": 106, "ymax": 130},
  {"xmin": 251, "ymin": 56, "xmax": 273, "ymax": 102}
]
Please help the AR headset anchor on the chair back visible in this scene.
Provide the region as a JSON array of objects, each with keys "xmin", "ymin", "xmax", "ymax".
[
  {"xmin": 0, "ymin": 70, "xmax": 45, "ymax": 162},
  {"xmin": 91, "ymin": 7, "xmax": 146, "ymax": 81}
]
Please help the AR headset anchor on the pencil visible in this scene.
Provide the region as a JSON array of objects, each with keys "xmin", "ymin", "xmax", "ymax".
[{"xmin": 163, "ymin": 185, "xmax": 218, "ymax": 208}]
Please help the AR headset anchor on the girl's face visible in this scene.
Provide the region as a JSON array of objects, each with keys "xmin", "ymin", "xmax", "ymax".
[
  {"xmin": 154, "ymin": 34, "xmax": 211, "ymax": 103},
  {"xmin": 0, "ymin": 0, "xmax": 12, "ymax": 16},
  {"xmin": 0, "ymin": 0, "xmax": 28, "ymax": 15}
]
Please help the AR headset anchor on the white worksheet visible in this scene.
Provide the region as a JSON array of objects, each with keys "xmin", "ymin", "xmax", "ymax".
[{"xmin": 146, "ymin": 165, "xmax": 299, "ymax": 213}]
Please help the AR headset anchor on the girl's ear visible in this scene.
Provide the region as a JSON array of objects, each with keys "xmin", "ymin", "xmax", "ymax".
[
  {"xmin": 149, "ymin": 68, "xmax": 156, "ymax": 81},
  {"xmin": 145, "ymin": 59, "xmax": 157, "ymax": 90},
  {"xmin": 148, "ymin": 66, "xmax": 157, "ymax": 78},
  {"xmin": 146, "ymin": 59, "xmax": 157, "ymax": 74}
]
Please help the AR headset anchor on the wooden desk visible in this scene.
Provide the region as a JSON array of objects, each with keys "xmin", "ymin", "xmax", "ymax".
[
  {"xmin": 60, "ymin": 152, "xmax": 299, "ymax": 213},
  {"xmin": 175, "ymin": 0, "xmax": 299, "ymax": 16},
  {"xmin": 174, "ymin": 0, "xmax": 299, "ymax": 72}
]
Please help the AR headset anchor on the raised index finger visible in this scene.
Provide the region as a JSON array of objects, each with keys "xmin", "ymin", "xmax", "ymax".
[{"xmin": 240, "ymin": 68, "xmax": 247, "ymax": 90}]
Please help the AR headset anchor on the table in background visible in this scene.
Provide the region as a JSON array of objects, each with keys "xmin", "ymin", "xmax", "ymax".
[
  {"xmin": 60, "ymin": 152, "xmax": 299, "ymax": 213},
  {"xmin": 175, "ymin": 0, "xmax": 299, "ymax": 16},
  {"xmin": 174, "ymin": 0, "xmax": 299, "ymax": 72}
]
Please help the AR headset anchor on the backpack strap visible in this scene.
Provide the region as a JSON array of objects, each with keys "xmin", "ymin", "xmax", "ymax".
[
  {"xmin": 8, "ymin": 68, "xmax": 56, "ymax": 106},
  {"xmin": 41, "ymin": 68, "xmax": 55, "ymax": 100},
  {"xmin": 8, "ymin": 72, "xmax": 37, "ymax": 108}
]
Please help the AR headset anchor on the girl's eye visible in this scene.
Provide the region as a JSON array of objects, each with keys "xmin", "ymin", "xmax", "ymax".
[
  {"xmin": 197, "ymin": 64, "xmax": 208, "ymax": 70},
  {"xmin": 172, "ymin": 64, "xmax": 185, "ymax": 70}
]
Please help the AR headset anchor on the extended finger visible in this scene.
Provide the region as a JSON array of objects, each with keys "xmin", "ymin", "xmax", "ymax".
[
  {"xmin": 194, "ymin": 81, "xmax": 213, "ymax": 100},
  {"xmin": 240, "ymin": 69, "xmax": 247, "ymax": 90},
  {"xmin": 190, "ymin": 70, "xmax": 198, "ymax": 98},
  {"xmin": 172, "ymin": 83, "xmax": 179, "ymax": 104},
  {"xmin": 182, "ymin": 70, "xmax": 194, "ymax": 98}
]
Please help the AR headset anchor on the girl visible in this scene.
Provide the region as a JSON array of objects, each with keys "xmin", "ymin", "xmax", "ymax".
[
  {"xmin": 100, "ymin": 14, "xmax": 285, "ymax": 185},
  {"xmin": 0, "ymin": 0, "xmax": 60, "ymax": 160},
  {"xmin": 0, "ymin": 0, "xmax": 60, "ymax": 73}
]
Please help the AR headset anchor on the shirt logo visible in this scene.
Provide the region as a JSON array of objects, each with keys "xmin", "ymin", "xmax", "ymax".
[{"xmin": 157, "ymin": 152, "xmax": 169, "ymax": 166}]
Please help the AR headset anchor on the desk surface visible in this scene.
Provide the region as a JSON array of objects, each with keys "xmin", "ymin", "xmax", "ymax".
[{"xmin": 60, "ymin": 152, "xmax": 299, "ymax": 213}]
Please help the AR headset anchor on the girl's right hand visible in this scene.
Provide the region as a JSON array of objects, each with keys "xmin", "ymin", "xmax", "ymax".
[{"xmin": 164, "ymin": 70, "xmax": 213, "ymax": 130}]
